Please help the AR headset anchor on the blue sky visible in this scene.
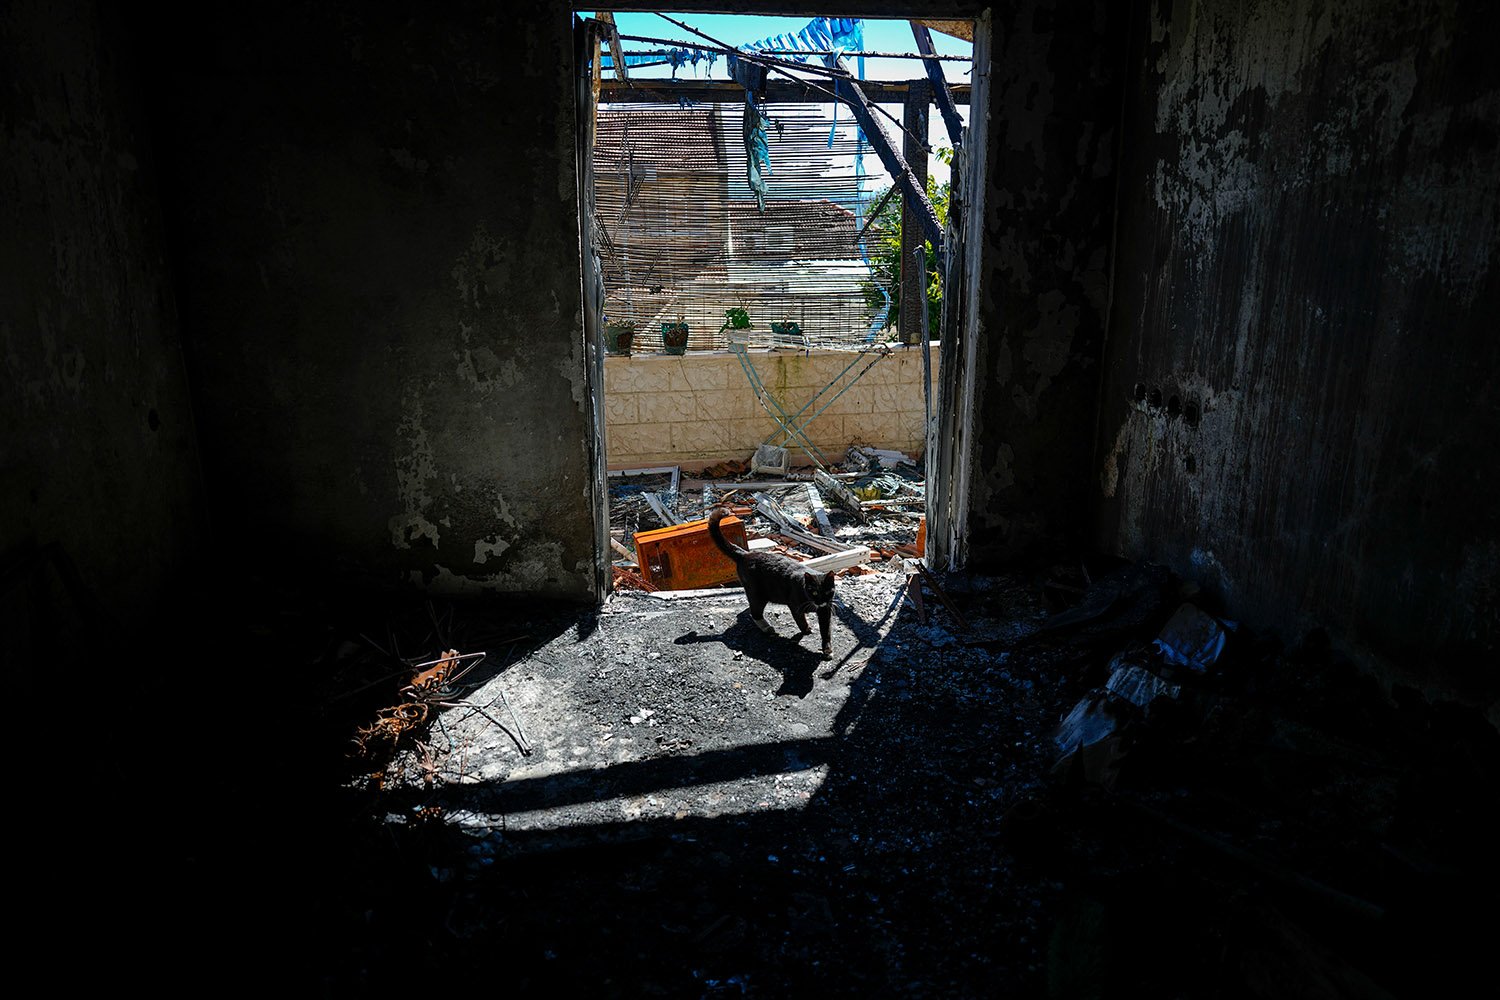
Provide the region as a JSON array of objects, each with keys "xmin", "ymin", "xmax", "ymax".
[
  {"xmin": 581, "ymin": 11, "xmax": 973, "ymax": 181},
  {"xmin": 579, "ymin": 11, "xmax": 972, "ymax": 83}
]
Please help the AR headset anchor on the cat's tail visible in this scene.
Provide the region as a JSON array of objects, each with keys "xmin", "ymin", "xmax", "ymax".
[{"xmin": 706, "ymin": 507, "xmax": 747, "ymax": 563}]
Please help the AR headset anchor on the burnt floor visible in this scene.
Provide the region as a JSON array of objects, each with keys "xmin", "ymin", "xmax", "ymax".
[{"xmin": 87, "ymin": 562, "xmax": 1499, "ymax": 997}]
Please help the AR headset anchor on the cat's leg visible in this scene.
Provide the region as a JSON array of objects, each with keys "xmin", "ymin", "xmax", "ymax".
[
  {"xmin": 790, "ymin": 606, "xmax": 812, "ymax": 635},
  {"xmin": 817, "ymin": 605, "xmax": 833, "ymax": 658},
  {"xmin": 747, "ymin": 592, "xmax": 774, "ymax": 633}
]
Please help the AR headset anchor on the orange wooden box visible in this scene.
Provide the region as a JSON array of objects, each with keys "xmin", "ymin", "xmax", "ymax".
[{"xmin": 633, "ymin": 515, "xmax": 747, "ymax": 590}]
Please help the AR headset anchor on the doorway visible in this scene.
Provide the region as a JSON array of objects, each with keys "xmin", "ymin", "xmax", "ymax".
[{"xmin": 575, "ymin": 10, "xmax": 988, "ymax": 591}]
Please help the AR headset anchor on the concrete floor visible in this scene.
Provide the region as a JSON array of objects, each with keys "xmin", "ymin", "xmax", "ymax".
[
  {"xmin": 313, "ymin": 568, "xmax": 1067, "ymax": 994},
  {"xmin": 88, "ymin": 561, "xmax": 1495, "ymax": 996}
]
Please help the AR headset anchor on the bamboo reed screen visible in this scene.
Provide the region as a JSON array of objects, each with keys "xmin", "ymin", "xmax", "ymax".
[{"xmin": 593, "ymin": 100, "xmax": 888, "ymax": 352}]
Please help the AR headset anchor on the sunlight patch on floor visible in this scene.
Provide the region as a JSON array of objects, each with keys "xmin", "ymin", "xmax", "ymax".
[{"xmin": 445, "ymin": 759, "xmax": 831, "ymax": 834}]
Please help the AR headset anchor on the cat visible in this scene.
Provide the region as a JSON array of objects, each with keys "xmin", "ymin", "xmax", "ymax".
[{"xmin": 708, "ymin": 506, "xmax": 837, "ymax": 659}]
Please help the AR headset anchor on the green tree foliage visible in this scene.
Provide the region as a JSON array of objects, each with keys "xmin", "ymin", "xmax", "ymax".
[{"xmin": 861, "ymin": 149, "xmax": 951, "ymax": 341}]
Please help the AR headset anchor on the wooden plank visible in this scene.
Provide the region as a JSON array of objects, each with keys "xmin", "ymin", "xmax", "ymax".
[
  {"xmin": 904, "ymin": 562, "xmax": 928, "ymax": 624},
  {"xmin": 598, "ymin": 13, "xmax": 628, "ymax": 84},
  {"xmin": 801, "ymin": 547, "xmax": 872, "ymax": 573},
  {"xmin": 911, "ymin": 23, "xmax": 967, "ymax": 148},
  {"xmin": 645, "ymin": 585, "xmax": 744, "ymax": 600},
  {"xmin": 914, "ymin": 19, "xmax": 974, "ymax": 43},
  {"xmin": 825, "ymin": 63, "xmax": 945, "ymax": 264},
  {"xmin": 900, "ymin": 80, "xmax": 932, "ymax": 347},
  {"xmin": 681, "ymin": 480, "xmax": 801, "ymax": 491},
  {"xmin": 804, "ymin": 483, "xmax": 834, "ymax": 536},
  {"xmin": 914, "ymin": 561, "xmax": 969, "ymax": 629},
  {"xmin": 609, "ymin": 465, "xmax": 680, "ymax": 478}
]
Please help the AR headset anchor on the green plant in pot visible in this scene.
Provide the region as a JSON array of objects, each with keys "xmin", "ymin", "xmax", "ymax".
[
  {"xmin": 604, "ymin": 318, "xmax": 636, "ymax": 357},
  {"xmin": 717, "ymin": 306, "xmax": 752, "ymax": 345},
  {"xmin": 661, "ymin": 315, "xmax": 689, "ymax": 355},
  {"xmin": 770, "ymin": 318, "xmax": 803, "ymax": 346}
]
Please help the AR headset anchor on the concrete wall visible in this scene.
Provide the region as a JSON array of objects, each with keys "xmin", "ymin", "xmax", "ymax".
[
  {"xmin": 1, "ymin": 0, "xmax": 203, "ymax": 658},
  {"xmin": 132, "ymin": 1, "xmax": 600, "ymax": 599},
  {"xmin": 1095, "ymin": 0, "xmax": 1500, "ymax": 703},
  {"xmin": 959, "ymin": 0, "xmax": 1127, "ymax": 566},
  {"xmin": 17, "ymin": 0, "xmax": 1489, "ymax": 710},
  {"xmin": 604, "ymin": 346, "xmax": 939, "ymax": 469}
]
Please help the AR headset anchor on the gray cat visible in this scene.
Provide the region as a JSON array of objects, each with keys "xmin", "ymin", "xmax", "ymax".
[{"xmin": 708, "ymin": 506, "xmax": 836, "ymax": 659}]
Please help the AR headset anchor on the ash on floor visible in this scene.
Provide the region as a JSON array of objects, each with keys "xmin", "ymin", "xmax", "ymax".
[{"xmin": 173, "ymin": 561, "xmax": 1496, "ymax": 999}]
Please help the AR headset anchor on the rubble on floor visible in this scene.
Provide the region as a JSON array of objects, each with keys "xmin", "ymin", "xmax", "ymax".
[
  {"xmin": 245, "ymin": 549, "xmax": 1495, "ymax": 997},
  {"xmin": 607, "ymin": 447, "xmax": 929, "ymax": 590}
]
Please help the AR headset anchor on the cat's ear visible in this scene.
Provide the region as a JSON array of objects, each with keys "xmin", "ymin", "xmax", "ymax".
[{"xmin": 822, "ymin": 572, "xmax": 836, "ymax": 586}]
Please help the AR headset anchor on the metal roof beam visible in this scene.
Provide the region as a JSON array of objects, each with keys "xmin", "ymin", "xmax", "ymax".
[
  {"xmin": 910, "ymin": 22, "xmax": 966, "ymax": 148},
  {"xmin": 601, "ymin": 78, "xmax": 970, "ymax": 106}
]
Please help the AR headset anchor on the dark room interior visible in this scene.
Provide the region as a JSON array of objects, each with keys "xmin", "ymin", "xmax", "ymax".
[{"xmin": 5, "ymin": 0, "xmax": 1497, "ymax": 994}]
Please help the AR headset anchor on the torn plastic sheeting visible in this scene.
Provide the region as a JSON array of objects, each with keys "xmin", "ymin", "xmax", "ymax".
[
  {"xmin": 1055, "ymin": 692, "xmax": 1117, "ymax": 755},
  {"xmin": 1106, "ymin": 664, "xmax": 1181, "ymax": 708},
  {"xmin": 742, "ymin": 94, "xmax": 773, "ymax": 212},
  {"xmin": 1155, "ymin": 603, "xmax": 1227, "ymax": 671},
  {"xmin": 857, "ymin": 446, "xmax": 917, "ymax": 468}
]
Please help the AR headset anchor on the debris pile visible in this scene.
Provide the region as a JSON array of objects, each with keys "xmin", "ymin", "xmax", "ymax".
[
  {"xmin": 305, "ymin": 601, "xmax": 538, "ymax": 792},
  {"xmin": 257, "ymin": 545, "xmax": 1493, "ymax": 997},
  {"xmin": 607, "ymin": 446, "xmax": 928, "ymax": 591},
  {"xmin": 1050, "ymin": 596, "xmax": 1233, "ymax": 783},
  {"xmin": 1005, "ymin": 560, "xmax": 1500, "ymax": 997}
]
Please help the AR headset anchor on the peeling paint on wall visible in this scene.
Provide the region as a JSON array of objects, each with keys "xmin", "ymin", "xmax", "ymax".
[
  {"xmin": 451, "ymin": 224, "xmax": 507, "ymax": 309},
  {"xmin": 1098, "ymin": 0, "xmax": 1500, "ymax": 703},
  {"xmin": 388, "ymin": 384, "xmax": 442, "ymax": 550},
  {"xmin": 557, "ymin": 332, "xmax": 588, "ymax": 410},
  {"xmin": 413, "ymin": 538, "xmax": 569, "ymax": 595},
  {"xmin": 473, "ymin": 535, "xmax": 510, "ymax": 564}
]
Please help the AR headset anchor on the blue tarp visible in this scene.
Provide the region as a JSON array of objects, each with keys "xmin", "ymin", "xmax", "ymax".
[
  {"xmin": 602, "ymin": 48, "xmax": 717, "ymax": 78},
  {"xmin": 743, "ymin": 95, "xmax": 772, "ymax": 212}
]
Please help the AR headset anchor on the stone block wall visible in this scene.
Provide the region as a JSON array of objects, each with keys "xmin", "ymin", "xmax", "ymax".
[{"xmin": 604, "ymin": 346, "xmax": 938, "ymax": 470}]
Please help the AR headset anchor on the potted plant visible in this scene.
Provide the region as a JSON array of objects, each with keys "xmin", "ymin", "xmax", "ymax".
[
  {"xmin": 717, "ymin": 306, "xmax": 752, "ymax": 345},
  {"xmin": 770, "ymin": 318, "xmax": 802, "ymax": 344},
  {"xmin": 661, "ymin": 315, "xmax": 689, "ymax": 355},
  {"xmin": 604, "ymin": 318, "xmax": 636, "ymax": 357}
]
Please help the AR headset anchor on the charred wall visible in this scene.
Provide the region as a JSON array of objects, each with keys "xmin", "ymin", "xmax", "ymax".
[
  {"xmin": 960, "ymin": 0, "xmax": 1127, "ymax": 566},
  {"xmin": 132, "ymin": 0, "xmax": 601, "ymax": 599},
  {"xmin": 1095, "ymin": 0, "xmax": 1500, "ymax": 703},
  {"xmin": 1, "ymin": 0, "xmax": 204, "ymax": 660}
]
